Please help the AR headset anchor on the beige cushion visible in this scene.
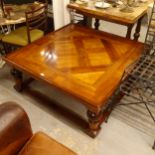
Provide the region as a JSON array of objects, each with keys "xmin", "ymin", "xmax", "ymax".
[
  {"xmin": 2, "ymin": 26, "xmax": 44, "ymax": 46},
  {"xmin": 18, "ymin": 132, "xmax": 77, "ymax": 155}
]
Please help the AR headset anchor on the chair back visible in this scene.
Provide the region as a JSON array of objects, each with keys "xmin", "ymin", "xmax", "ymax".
[{"xmin": 25, "ymin": 4, "xmax": 48, "ymax": 43}]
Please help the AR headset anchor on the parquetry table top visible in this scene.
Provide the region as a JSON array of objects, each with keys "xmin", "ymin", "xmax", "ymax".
[{"xmin": 3, "ymin": 24, "xmax": 144, "ymax": 112}]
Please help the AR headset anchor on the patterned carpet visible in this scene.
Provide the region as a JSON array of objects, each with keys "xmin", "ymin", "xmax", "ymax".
[{"xmin": 111, "ymin": 94, "xmax": 155, "ymax": 137}]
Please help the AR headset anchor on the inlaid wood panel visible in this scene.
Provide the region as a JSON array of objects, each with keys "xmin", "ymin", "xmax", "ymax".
[{"xmin": 3, "ymin": 24, "xmax": 144, "ymax": 112}]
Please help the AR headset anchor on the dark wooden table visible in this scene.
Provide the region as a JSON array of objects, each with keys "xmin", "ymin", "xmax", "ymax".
[
  {"xmin": 67, "ymin": 0, "xmax": 152, "ymax": 41},
  {"xmin": 3, "ymin": 24, "xmax": 144, "ymax": 137}
]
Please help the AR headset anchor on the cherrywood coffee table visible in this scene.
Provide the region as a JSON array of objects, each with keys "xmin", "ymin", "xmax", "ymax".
[{"xmin": 3, "ymin": 24, "xmax": 144, "ymax": 137}]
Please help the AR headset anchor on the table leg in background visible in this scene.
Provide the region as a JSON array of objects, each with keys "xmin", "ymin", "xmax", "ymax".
[
  {"xmin": 126, "ymin": 24, "xmax": 134, "ymax": 39},
  {"xmin": 134, "ymin": 16, "xmax": 143, "ymax": 41}
]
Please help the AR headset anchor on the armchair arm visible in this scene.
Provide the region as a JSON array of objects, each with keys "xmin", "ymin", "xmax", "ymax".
[{"xmin": 0, "ymin": 102, "xmax": 33, "ymax": 155}]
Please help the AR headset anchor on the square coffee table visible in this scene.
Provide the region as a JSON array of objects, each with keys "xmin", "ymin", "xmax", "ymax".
[{"xmin": 3, "ymin": 24, "xmax": 144, "ymax": 137}]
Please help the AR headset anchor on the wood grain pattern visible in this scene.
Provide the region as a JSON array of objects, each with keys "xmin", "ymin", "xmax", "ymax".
[
  {"xmin": 3, "ymin": 24, "xmax": 143, "ymax": 111},
  {"xmin": 3, "ymin": 24, "xmax": 144, "ymax": 137}
]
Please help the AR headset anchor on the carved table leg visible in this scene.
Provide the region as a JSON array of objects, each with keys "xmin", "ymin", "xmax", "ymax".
[
  {"xmin": 126, "ymin": 24, "xmax": 134, "ymax": 39},
  {"xmin": 87, "ymin": 110, "xmax": 102, "ymax": 138},
  {"xmin": 152, "ymin": 140, "xmax": 155, "ymax": 149},
  {"xmin": 94, "ymin": 19, "xmax": 100, "ymax": 30},
  {"xmin": 105, "ymin": 90, "xmax": 124, "ymax": 123},
  {"xmin": 82, "ymin": 16, "xmax": 89, "ymax": 26},
  {"xmin": 11, "ymin": 68, "xmax": 23, "ymax": 92},
  {"xmin": 82, "ymin": 16, "xmax": 92, "ymax": 27},
  {"xmin": 133, "ymin": 16, "xmax": 143, "ymax": 41}
]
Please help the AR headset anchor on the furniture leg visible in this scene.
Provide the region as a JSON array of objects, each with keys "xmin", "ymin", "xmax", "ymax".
[
  {"xmin": 133, "ymin": 16, "xmax": 143, "ymax": 41},
  {"xmin": 0, "ymin": 41, "xmax": 5, "ymax": 55},
  {"xmin": 2, "ymin": 42, "xmax": 9, "ymax": 54},
  {"xmin": 81, "ymin": 16, "xmax": 88, "ymax": 26},
  {"xmin": 152, "ymin": 140, "xmax": 155, "ymax": 149},
  {"xmin": 87, "ymin": 110, "xmax": 102, "ymax": 138},
  {"xmin": 82, "ymin": 16, "xmax": 92, "ymax": 27},
  {"xmin": 11, "ymin": 68, "xmax": 23, "ymax": 92},
  {"xmin": 105, "ymin": 90, "xmax": 124, "ymax": 123},
  {"xmin": 126, "ymin": 24, "xmax": 134, "ymax": 39},
  {"xmin": 94, "ymin": 19, "xmax": 100, "ymax": 30}
]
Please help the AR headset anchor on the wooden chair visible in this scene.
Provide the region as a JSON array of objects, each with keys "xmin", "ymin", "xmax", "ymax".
[
  {"xmin": 2, "ymin": 4, "xmax": 48, "ymax": 54},
  {"xmin": 0, "ymin": 33, "xmax": 5, "ymax": 55}
]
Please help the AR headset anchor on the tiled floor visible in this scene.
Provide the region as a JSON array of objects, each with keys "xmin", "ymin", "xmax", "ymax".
[{"xmin": 0, "ymin": 20, "xmax": 155, "ymax": 155}]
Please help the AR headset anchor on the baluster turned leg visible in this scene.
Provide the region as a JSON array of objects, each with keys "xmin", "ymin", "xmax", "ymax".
[
  {"xmin": 11, "ymin": 68, "xmax": 23, "ymax": 92},
  {"xmin": 94, "ymin": 19, "xmax": 100, "ymax": 30},
  {"xmin": 87, "ymin": 110, "xmax": 102, "ymax": 138},
  {"xmin": 152, "ymin": 141, "xmax": 155, "ymax": 149},
  {"xmin": 126, "ymin": 24, "xmax": 133, "ymax": 39},
  {"xmin": 82, "ymin": 16, "xmax": 92, "ymax": 28},
  {"xmin": 133, "ymin": 16, "xmax": 143, "ymax": 41}
]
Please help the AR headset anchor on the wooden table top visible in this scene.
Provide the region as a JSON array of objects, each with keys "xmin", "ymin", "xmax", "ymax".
[
  {"xmin": 67, "ymin": 0, "xmax": 152, "ymax": 24},
  {"xmin": 0, "ymin": 2, "xmax": 44, "ymax": 26},
  {"xmin": 3, "ymin": 24, "xmax": 144, "ymax": 112}
]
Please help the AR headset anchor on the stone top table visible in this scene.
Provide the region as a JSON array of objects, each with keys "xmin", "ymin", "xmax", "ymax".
[
  {"xmin": 67, "ymin": 0, "xmax": 152, "ymax": 40},
  {"xmin": 0, "ymin": 2, "xmax": 44, "ymax": 26},
  {"xmin": 3, "ymin": 24, "xmax": 144, "ymax": 137}
]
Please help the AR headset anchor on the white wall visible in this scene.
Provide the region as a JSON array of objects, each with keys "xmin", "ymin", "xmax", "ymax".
[{"xmin": 53, "ymin": 0, "xmax": 70, "ymax": 30}]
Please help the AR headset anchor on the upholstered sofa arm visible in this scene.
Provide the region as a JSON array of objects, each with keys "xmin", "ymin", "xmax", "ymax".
[{"xmin": 0, "ymin": 102, "xmax": 33, "ymax": 155}]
